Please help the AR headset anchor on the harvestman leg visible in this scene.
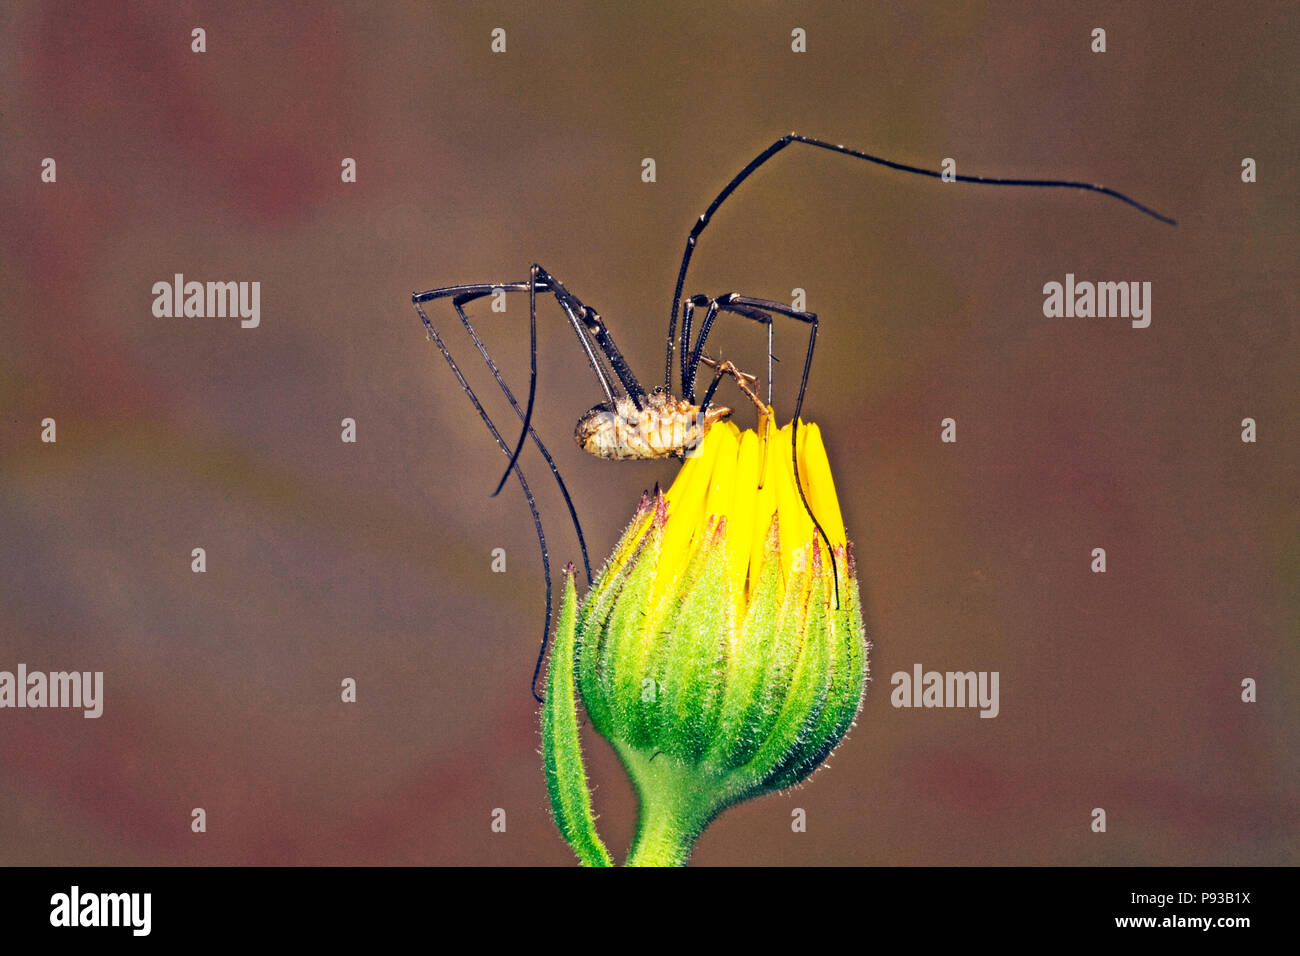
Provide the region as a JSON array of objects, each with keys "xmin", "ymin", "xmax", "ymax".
[
  {"xmin": 413, "ymin": 278, "xmax": 595, "ymax": 583},
  {"xmin": 681, "ymin": 294, "xmax": 782, "ymax": 406},
  {"xmin": 413, "ymin": 290, "xmax": 563, "ymax": 703},
  {"xmin": 661, "ymin": 135, "xmax": 1175, "ymax": 609},
  {"xmin": 413, "ymin": 273, "xmax": 627, "ymax": 701},
  {"xmin": 664, "ymin": 132, "xmax": 1176, "ymax": 394},
  {"xmin": 494, "ymin": 264, "xmax": 650, "ymax": 501},
  {"xmin": 683, "ymin": 292, "xmax": 841, "ymax": 608}
]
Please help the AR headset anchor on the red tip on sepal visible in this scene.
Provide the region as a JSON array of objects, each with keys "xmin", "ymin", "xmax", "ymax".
[
  {"xmin": 764, "ymin": 511, "xmax": 782, "ymax": 555},
  {"xmin": 653, "ymin": 490, "xmax": 670, "ymax": 529},
  {"xmin": 709, "ymin": 515, "xmax": 728, "ymax": 546}
]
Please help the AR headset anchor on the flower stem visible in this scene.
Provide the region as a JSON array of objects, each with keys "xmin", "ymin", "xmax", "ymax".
[{"xmin": 621, "ymin": 750, "xmax": 720, "ymax": 867}]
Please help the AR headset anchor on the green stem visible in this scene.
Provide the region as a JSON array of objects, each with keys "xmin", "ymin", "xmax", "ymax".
[
  {"xmin": 625, "ymin": 804, "xmax": 698, "ymax": 866},
  {"xmin": 622, "ymin": 750, "xmax": 721, "ymax": 867}
]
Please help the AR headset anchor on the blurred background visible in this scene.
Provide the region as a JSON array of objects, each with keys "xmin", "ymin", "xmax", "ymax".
[{"xmin": 0, "ymin": 1, "xmax": 1295, "ymax": 865}]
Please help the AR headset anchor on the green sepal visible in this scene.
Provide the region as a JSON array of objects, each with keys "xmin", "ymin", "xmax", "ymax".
[
  {"xmin": 764, "ymin": 553, "xmax": 864, "ymax": 788},
  {"xmin": 742, "ymin": 552, "xmax": 831, "ymax": 781},
  {"xmin": 707, "ymin": 514, "xmax": 785, "ymax": 771},
  {"xmin": 603, "ymin": 520, "xmax": 667, "ymax": 749},
  {"xmin": 656, "ymin": 518, "xmax": 732, "ymax": 761},
  {"xmin": 576, "ymin": 536, "xmax": 641, "ymax": 739}
]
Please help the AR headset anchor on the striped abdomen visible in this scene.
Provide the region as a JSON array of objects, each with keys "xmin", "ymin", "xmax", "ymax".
[{"xmin": 575, "ymin": 392, "xmax": 731, "ymax": 460}]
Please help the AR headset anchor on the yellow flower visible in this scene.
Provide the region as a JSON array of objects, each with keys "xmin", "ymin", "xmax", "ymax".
[
  {"xmin": 610, "ymin": 411, "xmax": 848, "ymax": 611},
  {"xmin": 543, "ymin": 411, "xmax": 868, "ymax": 866}
]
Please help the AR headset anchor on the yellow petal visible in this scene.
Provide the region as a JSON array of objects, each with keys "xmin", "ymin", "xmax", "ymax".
[
  {"xmin": 659, "ymin": 421, "xmax": 735, "ymax": 607},
  {"xmin": 700, "ymin": 423, "xmax": 740, "ymax": 544},
  {"xmin": 750, "ymin": 412, "xmax": 783, "ymax": 590},
  {"xmin": 798, "ymin": 421, "xmax": 846, "ymax": 554},
  {"xmin": 724, "ymin": 427, "xmax": 763, "ymax": 608},
  {"xmin": 634, "ymin": 408, "xmax": 848, "ymax": 617},
  {"xmin": 773, "ymin": 421, "xmax": 813, "ymax": 581}
]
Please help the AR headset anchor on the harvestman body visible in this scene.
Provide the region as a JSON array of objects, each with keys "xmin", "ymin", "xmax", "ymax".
[
  {"xmin": 575, "ymin": 391, "xmax": 727, "ymax": 461},
  {"xmin": 576, "ymin": 357, "xmax": 767, "ymax": 460},
  {"xmin": 412, "ymin": 133, "xmax": 1176, "ymax": 702}
]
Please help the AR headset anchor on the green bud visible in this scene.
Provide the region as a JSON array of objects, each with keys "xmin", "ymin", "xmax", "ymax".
[{"xmin": 544, "ymin": 417, "xmax": 869, "ymax": 866}]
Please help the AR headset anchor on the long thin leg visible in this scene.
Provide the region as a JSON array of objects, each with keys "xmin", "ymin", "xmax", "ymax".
[
  {"xmin": 679, "ymin": 295, "xmax": 702, "ymax": 395},
  {"xmin": 415, "ymin": 275, "xmax": 640, "ymax": 579},
  {"xmin": 664, "ymin": 132, "xmax": 1177, "ymax": 392},
  {"xmin": 533, "ymin": 265, "xmax": 647, "ymax": 407},
  {"xmin": 491, "ymin": 265, "xmax": 542, "ymax": 497},
  {"xmin": 416, "ymin": 276, "xmax": 621, "ymax": 420},
  {"xmin": 687, "ymin": 293, "xmax": 840, "ymax": 609},
  {"xmin": 412, "ymin": 264, "xmax": 658, "ymax": 697},
  {"xmin": 685, "ymin": 296, "xmax": 775, "ymax": 407},
  {"xmin": 496, "ymin": 265, "xmax": 654, "ymax": 501},
  {"xmin": 766, "ymin": 318, "xmax": 774, "ymax": 407},
  {"xmin": 412, "ymin": 298, "xmax": 555, "ymax": 703},
  {"xmin": 689, "ymin": 293, "xmax": 818, "ymax": 464},
  {"xmin": 681, "ymin": 296, "xmax": 721, "ymax": 402},
  {"xmin": 683, "ymin": 294, "xmax": 770, "ymax": 404},
  {"xmin": 447, "ymin": 295, "xmax": 593, "ymax": 587},
  {"xmin": 413, "ymin": 286, "xmax": 594, "ymax": 587}
]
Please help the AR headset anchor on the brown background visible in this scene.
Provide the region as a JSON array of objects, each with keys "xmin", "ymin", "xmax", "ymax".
[{"xmin": 1, "ymin": 1, "xmax": 1295, "ymax": 865}]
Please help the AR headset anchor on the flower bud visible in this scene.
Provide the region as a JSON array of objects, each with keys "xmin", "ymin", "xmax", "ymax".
[{"xmin": 546, "ymin": 414, "xmax": 868, "ymax": 866}]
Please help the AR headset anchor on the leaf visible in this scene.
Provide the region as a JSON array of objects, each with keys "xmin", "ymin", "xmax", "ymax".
[{"xmin": 541, "ymin": 571, "xmax": 613, "ymax": 867}]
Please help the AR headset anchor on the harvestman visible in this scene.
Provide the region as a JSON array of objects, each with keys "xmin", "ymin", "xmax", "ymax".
[{"xmin": 412, "ymin": 133, "xmax": 1176, "ymax": 702}]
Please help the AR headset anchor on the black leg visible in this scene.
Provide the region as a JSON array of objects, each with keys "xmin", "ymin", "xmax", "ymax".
[
  {"xmin": 413, "ymin": 282, "xmax": 594, "ymax": 587},
  {"xmin": 680, "ymin": 295, "xmax": 721, "ymax": 402},
  {"xmin": 412, "ymin": 294, "xmax": 558, "ymax": 703},
  {"xmin": 686, "ymin": 294, "xmax": 814, "ymax": 424},
  {"xmin": 412, "ymin": 264, "xmax": 659, "ymax": 700},
  {"xmin": 415, "ymin": 273, "xmax": 649, "ymax": 700},
  {"xmin": 694, "ymin": 358, "xmax": 730, "ymax": 415},
  {"xmin": 416, "ymin": 274, "xmax": 621, "ymax": 416},
  {"xmin": 491, "ymin": 265, "xmax": 543, "ymax": 497},
  {"xmin": 679, "ymin": 295, "xmax": 699, "ymax": 396},
  {"xmin": 495, "ymin": 266, "xmax": 652, "ymax": 499},
  {"xmin": 664, "ymin": 132, "xmax": 1177, "ymax": 392},
  {"xmin": 532, "ymin": 265, "xmax": 647, "ymax": 408},
  {"xmin": 685, "ymin": 292, "xmax": 840, "ymax": 609},
  {"xmin": 682, "ymin": 294, "xmax": 773, "ymax": 404}
]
